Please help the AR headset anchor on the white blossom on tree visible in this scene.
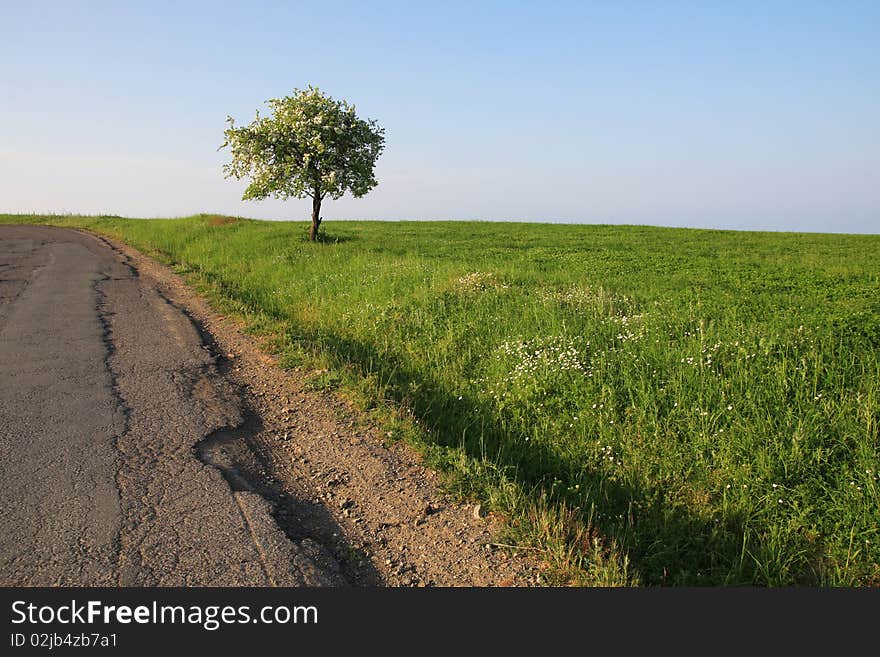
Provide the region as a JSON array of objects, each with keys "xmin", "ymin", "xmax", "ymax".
[{"xmin": 221, "ymin": 86, "xmax": 385, "ymax": 240}]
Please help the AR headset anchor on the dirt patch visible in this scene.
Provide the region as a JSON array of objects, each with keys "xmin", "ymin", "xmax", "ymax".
[
  {"xmin": 88, "ymin": 231, "xmax": 539, "ymax": 587},
  {"xmin": 205, "ymin": 215, "xmax": 241, "ymax": 226}
]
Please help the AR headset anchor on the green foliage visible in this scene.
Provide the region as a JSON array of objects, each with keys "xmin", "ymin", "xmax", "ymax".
[
  {"xmin": 6, "ymin": 213, "xmax": 879, "ymax": 585},
  {"xmin": 221, "ymin": 86, "xmax": 385, "ymax": 203}
]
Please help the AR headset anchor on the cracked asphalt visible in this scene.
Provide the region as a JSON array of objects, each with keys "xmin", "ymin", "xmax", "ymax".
[{"xmin": 0, "ymin": 225, "xmax": 343, "ymax": 586}]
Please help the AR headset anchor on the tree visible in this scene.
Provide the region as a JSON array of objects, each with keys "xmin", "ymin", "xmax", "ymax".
[{"xmin": 221, "ymin": 86, "xmax": 385, "ymax": 241}]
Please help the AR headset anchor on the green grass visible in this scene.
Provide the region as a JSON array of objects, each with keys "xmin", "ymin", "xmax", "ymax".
[{"xmin": 4, "ymin": 213, "xmax": 879, "ymax": 586}]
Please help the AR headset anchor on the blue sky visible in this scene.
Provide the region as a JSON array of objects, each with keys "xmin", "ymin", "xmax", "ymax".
[{"xmin": 1, "ymin": 1, "xmax": 878, "ymax": 233}]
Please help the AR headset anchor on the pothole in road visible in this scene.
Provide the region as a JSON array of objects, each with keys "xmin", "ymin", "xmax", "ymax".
[{"xmin": 195, "ymin": 413, "xmax": 383, "ymax": 586}]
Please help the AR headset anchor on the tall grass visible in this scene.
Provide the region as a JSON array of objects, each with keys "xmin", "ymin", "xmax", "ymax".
[{"xmin": 5, "ymin": 214, "xmax": 878, "ymax": 585}]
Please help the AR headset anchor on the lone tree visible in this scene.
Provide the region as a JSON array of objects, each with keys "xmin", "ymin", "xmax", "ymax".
[{"xmin": 221, "ymin": 86, "xmax": 385, "ymax": 241}]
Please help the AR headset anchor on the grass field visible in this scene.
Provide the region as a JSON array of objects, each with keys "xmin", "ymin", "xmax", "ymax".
[{"xmin": 4, "ymin": 213, "xmax": 879, "ymax": 586}]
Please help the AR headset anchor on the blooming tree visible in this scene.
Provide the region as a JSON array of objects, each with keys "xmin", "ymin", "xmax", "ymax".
[{"xmin": 221, "ymin": 86, "xmax": 385, "ymax": 241}]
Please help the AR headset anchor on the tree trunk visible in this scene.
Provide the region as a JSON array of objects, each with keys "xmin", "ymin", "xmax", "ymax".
[{"xmin": 309, "ymin": 195, "xmax": 322, "ymax": 241}]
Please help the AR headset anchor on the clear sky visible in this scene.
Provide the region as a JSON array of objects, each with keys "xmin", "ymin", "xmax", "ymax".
[{"xmin": 1, "ymin": 1, "xmax": 878, "ymax": 233}]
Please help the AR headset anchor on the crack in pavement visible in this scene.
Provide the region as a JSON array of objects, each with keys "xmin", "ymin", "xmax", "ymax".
[{"xmin": 92, "ymin": 272, "xmax": 132, "ymax": 585}]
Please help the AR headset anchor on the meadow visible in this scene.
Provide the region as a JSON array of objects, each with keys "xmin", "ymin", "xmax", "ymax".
[{"xmin": 4, "ymin": 213, "xmax": 878, "ymax": 585}]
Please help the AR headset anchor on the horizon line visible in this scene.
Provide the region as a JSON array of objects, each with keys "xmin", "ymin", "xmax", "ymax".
[{"xmin": 3, "ymin": 211, "xmax": 878, "ymax": 237}]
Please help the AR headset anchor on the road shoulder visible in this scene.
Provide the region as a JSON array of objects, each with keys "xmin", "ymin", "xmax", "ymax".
[{"xmin": 91, "ymin": 230, "xmax": 537, "ymax": 586}]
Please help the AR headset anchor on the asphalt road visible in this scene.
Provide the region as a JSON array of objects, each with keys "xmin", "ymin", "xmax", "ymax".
[{"xmin": 0, "ymin": 225, "xmax": 341, "ymax": 585}]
